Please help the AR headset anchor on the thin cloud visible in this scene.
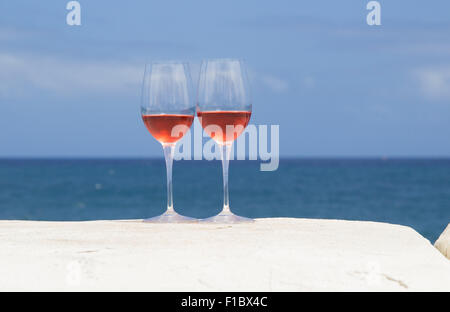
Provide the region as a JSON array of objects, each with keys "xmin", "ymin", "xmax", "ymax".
[
  {"xmin": 413, "ymin": 66, "xmax": 450, "ymax": 100},
  {"xmin": 301, "ymin": 76, "xmax": 316, "ymax": 89},
  {"xmin": 0, "ymin": 52, "xmax": 143, "ymax": 98},
  {"xmin": 258, "ymin": 74, "xmax": 289, "ymax": 93}
]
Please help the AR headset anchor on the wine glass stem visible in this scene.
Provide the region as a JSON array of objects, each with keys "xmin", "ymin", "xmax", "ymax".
[
  {"xmin": 220, "ymin": 143, "xmax": 233, "ymax": 213},
  {"xmin": 163, "ymin": 143, "xmax": 175, "ymax": 213}
]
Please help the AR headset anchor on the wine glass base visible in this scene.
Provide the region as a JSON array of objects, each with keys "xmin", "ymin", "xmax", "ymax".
[
  {"xmin": 200, "ymin": 211, "xmax": 254, "ymax": 224},
  {"xmin": 143, "ymin": 211, "xmax": 197, "ymax": 223}
]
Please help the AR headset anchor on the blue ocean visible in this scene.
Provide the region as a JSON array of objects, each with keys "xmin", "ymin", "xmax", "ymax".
[{"xmin": 0, "ymin": 159, "xmax": 449, "ymax": 242}]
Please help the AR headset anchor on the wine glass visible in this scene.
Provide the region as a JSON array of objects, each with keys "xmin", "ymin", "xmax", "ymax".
[
  {"xmin": 141, "ymin": 61, "xmax": 196, "ymax": 223},
  {"xmin": 197, "ymin": 58, "xmax": 253, "ymax": 223}
]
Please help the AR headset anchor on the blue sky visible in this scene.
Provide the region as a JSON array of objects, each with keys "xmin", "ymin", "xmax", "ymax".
[{"xmin": 1, "ymin": 0, "xmax": 450, "ymax": 157}]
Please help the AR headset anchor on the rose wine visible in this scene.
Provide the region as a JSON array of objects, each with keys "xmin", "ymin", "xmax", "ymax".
[
  {"xmin": 197, "ymin": 111, "xmax": 251, "ymax": 143},
  {"xmin": 142, "ymin": 114, "xmax": 194, "ymax": 143}
]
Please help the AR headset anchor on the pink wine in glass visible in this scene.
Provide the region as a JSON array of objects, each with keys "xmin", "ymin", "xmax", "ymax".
[
  {"xmin": 197, "ymin": 111, "xmax": 251, "ymax": 143},
  {"xmin": 142, "ymin": 114, "xmax": 194, "ymax": 143}
]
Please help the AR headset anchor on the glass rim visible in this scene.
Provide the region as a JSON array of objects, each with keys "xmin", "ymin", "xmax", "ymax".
[
  {"xmin": 146, "ymin": 60, "xmax": 190, "ymax": 65},
  {"xmin": 201, "ymin": 57, "xmax": 246, "ymax": 63}
]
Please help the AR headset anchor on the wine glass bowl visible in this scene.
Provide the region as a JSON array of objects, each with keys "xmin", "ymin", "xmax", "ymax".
[
  {"xmin": 141, "ymin": 61, "xmax": 196, "ymax": 223},
  {"xmin": 197, "ymin": 58, "xmax": 254, "ymax": 223},
  {"xmin": 197, "ymin": 111, "xmax": 251, "ymax": 144},
  {"xmin": 142, "ymin": 114, "xmax": 194, "ymax": 144}
]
